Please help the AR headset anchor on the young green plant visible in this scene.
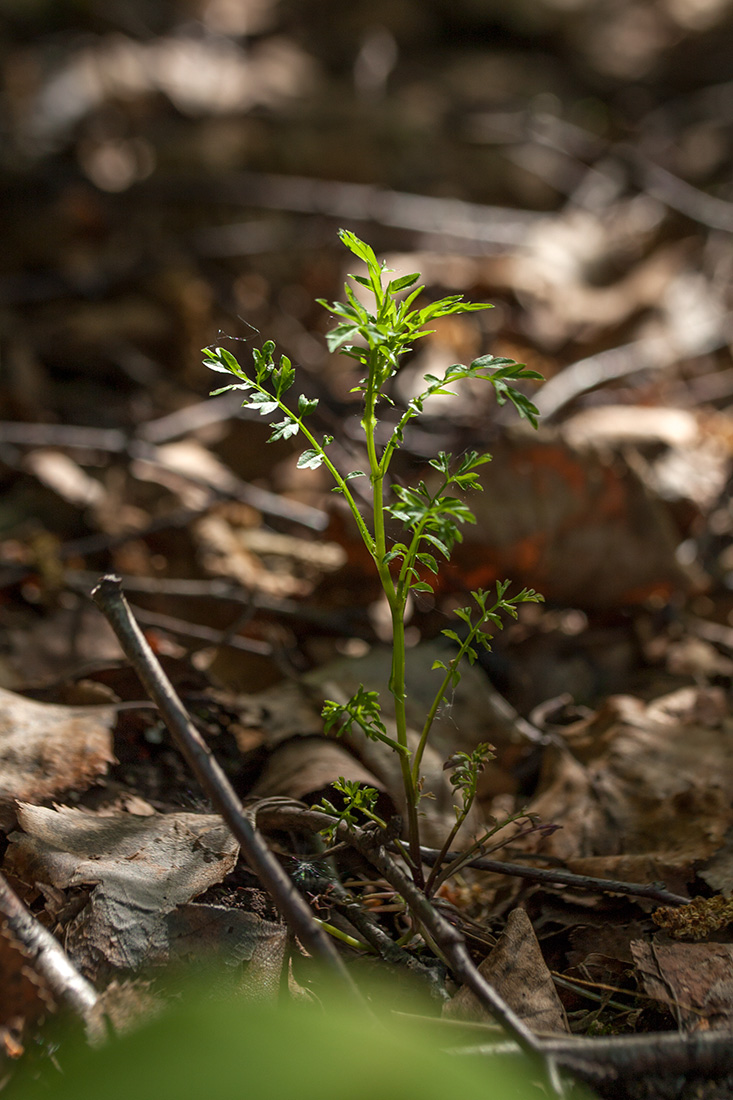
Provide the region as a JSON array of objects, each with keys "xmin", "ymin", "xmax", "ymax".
[{"xmin": 204, "ymin": 229, "xmax": 543, "ymax": 884}]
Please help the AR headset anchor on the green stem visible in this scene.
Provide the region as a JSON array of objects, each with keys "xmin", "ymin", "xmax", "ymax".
[
  {"xmin": 394, "ymin": 477, "xmax": 449, "ymax": 603},
  {"xmin": 313, "ymin": 918, "xmax": 375, "ymax": 953},
  {"xmin": 411, "ymin": 600, "xmax": 497, "ymax": 785},
  {"xmin": 412, "ymin": 663, "xmax": 455, "ymax": 788},
  {"xmin": 389, "ymin": 601, "xmax": 423, "ymax": 884},
  {"xmin": 349, "ymin": 716, "xmax": 411, "ymax": 758},
  {"xmin": 429, "ymin": 810, "xmax": 536, "ymax": 894},
  {"xmin": 425, "ymin": 746, "xmax": 482, "ymax": 896},
  {"xmin": 362, "ymin": 355, "xmax": 391, "ymax": 585},
  {"xmin": 363, "ymin": 351, "xmax": 423, "ymax": 885},
  {"xmin": 424, "ymin": 799, "xmax": 471, "ymax": 898},
  {"xmin": 263, "ymin": 383, "xmax": 377, "ymax": 557},
  {"xmin": 379, "ymin": 367, "xmax": 476, "ymax": 477}
]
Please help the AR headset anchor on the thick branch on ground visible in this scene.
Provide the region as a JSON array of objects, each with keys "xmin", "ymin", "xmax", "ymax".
[{"xmin": 467, "ymin": 1028, "xmax": 733, "ymax": 1087}]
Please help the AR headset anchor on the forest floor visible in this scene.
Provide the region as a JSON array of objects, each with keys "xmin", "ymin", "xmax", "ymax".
[{"xmin": 2, "ymin": 1, "xmax": 733, "ymax": 1097}]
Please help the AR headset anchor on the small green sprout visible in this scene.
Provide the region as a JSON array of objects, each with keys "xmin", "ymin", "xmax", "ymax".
[{"xmin": 205, "ymin": 229, "xmax": 544, "ymax": 886}]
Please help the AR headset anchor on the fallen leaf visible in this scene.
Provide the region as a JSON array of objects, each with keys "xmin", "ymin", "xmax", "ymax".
[
  {"xmin": 631, "ymin": 939, "xmax": 733, "ymax": 1030},
  {"xmin": 0, "ymin": 689, "xmax": 116, "ymax": 828},
  {"xmin": 445, "ymin": 908, "xmax": 569, "ymax": 1034},
  {"xmin": 522, "ymin": 687, "xmax": 733, "ymax": 888},
  {"xmin": 0, "ymin": 924, "xmax": 55, "ymax": 1039},
  {"xmin": 251, "ymin": 737, "xmax": 386, "ymax": 805},
  {"xmin": 6, "ymin": 805, "xmax": 239, "ymax": 978},
  {"xmin": 451, "ymin": 435, "xmax": 694, "ymax": 610},
  {"xmin": 167, "ymin": 904, "xmax": 287, "ymax": 1001}
]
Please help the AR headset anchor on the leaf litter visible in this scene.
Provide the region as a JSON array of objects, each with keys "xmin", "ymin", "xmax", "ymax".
[{"xmin": 3, "ymin": 3, "xmax": 733, "ymax": 1097}]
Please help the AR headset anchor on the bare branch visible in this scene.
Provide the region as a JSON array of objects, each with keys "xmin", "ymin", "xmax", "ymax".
[
  {"xmin": 0, "ymin": 870, "xmax": 100, "ymax": 1028},
  {"xmin": 91, "ymin": 575, "xmax": 361, "ymax": 998}
]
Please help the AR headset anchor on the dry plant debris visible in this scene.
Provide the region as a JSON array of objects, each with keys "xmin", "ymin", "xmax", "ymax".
[
  {"xmin": 0, "ymin": 690, "xmax": 116, "ymax": 829},
  {"xmin": 6, "ymin": 804, "xmax": 240, "ymax": 977},
  {"xmin": 3, "ymin": 1, "xmax": 733, "ymax": 1097}
]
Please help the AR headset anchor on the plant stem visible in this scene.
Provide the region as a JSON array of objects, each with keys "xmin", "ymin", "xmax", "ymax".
[
  {"xmin": 276, "ymin": 398, "xmax": 375, "ymax": 555},
  {"xmin": 312, "ymin": 918, "xmax": 375, "ymax": 953},
  {"xmin": 424, "ymin": 795, "xmax": 473, "ymax": 898},
  {"xmin": 362, "ymin": 350, "xmax": 423, "ymax": 882},
  {"xmin": 412, "ymin": 599, "xmax": 495, "ymax": 784},
  {"xmin": 389, "ymin": 600, "xmax": 424, "ymax": 884}
]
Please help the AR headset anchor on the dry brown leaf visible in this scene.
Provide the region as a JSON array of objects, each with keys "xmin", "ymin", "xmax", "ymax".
[
  {"xmin": 194, "ymin": 512, "xmax": 314, "ymax": 598},
  {"xmin": 3, "ymin": 605, "xmax": 124, "ymax": 685},
  {"xmin": 90, "ymin": 979, "xmax": 164, "ymax": 1037},
  {"xmin": 167, "ymin": 904, "xmax": 287, "ymax": 1001},
  {"xmin": 564, "ymin": 919, "xmax": 648, "ymax": 1008},
  {"xmin": 562, "ymin": 405, "xmax": 730, "ymax": 517},
  {"xmin": 699, "ymin": 833, "xmax": 733, "ymax": 896},
  {"xmin": 562, "ymin": 406, "xmax": 702, "ymax": 451},
  {"xmin": 631, "ymin": 939, "xmax": 733, "ymax": 1030},
  {"xmin": 510, "ymin": 212, "xmax": 679, "ymax": 347},
  {"xmin": 251, "ymin": 737, "xmax": 385, "ymax": 804},
  {"xmin": 32, "ymin": 32, "xmax": 317, "ymax": 147},
  {"xmin": 0, "ymin": 923, "xmax": 56, "ymax": 1039},
  {"xmin": 6, "ymin": 805, "xmax": 239, "ymax": 977},
  {"xmin": 445, "ymin": 908, "xmax": 568, "ymax": 1034},
  {"xmin": 0, "ymin": 688, "xmax": 116, "ymax": 828},
  {"xmin": 23, "ymin": 450, "xmax": 107, "ymax": 509},
  {"xmin": 236, "ymin": 680, "xmax": 327, "ymax": 749},
  {"xmin": 521, "ymin": 686, "xmax": 733, "ymax": 885}
]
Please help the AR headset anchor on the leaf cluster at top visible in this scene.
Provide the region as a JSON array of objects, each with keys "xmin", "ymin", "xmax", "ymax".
[
  {"xmin": 317, "ymin": 230, "xmax": 543, "ymax": 428},
  {"xmin": 316, "ymin": 229, "xmax": 490, "ymax": 395}
]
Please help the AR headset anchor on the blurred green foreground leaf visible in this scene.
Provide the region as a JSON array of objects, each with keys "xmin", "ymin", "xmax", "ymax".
[{"xmin": 7, "ymin": 979, "xmax": 593, "ymax": 1100}]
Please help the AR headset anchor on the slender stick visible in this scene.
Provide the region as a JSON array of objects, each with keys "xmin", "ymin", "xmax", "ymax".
[
  {"xmin": 0, "ymin": 870, "xmax": 100, "ymax": 1028},
  {"xmin": 349, "ymin": 829, "xmax": 546, "ymax": 1057},
  {"xmin": 91, "ymin": 575, "xmax": 359, "ymax": 994},
  {"xmin": 418, "ymin": 847, "xmax": 690, "ymax": 907},
  {"xmin": 456, "ymin": 1028, "xmax": 733, "ymax": 1087},
  {"xmin": 255, "ymin": 807, "xmax": 553, "ymax": 1065}
]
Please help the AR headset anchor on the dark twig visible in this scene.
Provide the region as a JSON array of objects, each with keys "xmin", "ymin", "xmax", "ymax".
[
  {"xmin": 0, "ymin": 420, "xmax": 327, "ymax": 531},
  {"xmin": 0, "ymin": 422, "xmax": 128, "ymax": 452},
  {"xmin": 515, "ymin": 108, "xmax": 733, "ymax": 235},
  {"xmin": 135, "ymin": 392, "xmax": 254, "ymax": 444},
  {"xmin": 256, "ymin": 805, "xmax": 732, "ymax": 1089},
  {"xmin": 534, "ymin": 328, "xmax": 728, "ymax": 421},
  {"xmin": 348, "ymin": 830, "xmax": 549, "ymax": 1061},
  {"xmin": 65, "ymin": 571, "xmax": 370, "ymax": 636},
  {"xmin": 419, "ymin": 847, "xmax": 690, "ymax": 908},
  {"xmin": 91, "ymin": 575, "xmax": 359, "ymax": 995},
  {"xmin": 157, "ymin": 171, "xmax": 542, "ymax": 252},
  {"xmin": 292, "ymin": 860, "xmax": 446, "ymax": 996},
  {"xmin": 631, "ymin": 149, "xmax": 733, "ymax": 233},
  {"xmin": 254, "ymin": 804, "xmax": 561, "ymax": 1089},
  {"xmin": 127, "ymin": 443, "xmax": 328, "ymax": 529},
  {"xmin": 125, "ymin": 603, "xmax": 272, "ymax": 656},
  {"xmin": 0, "ymin": 870, "xmax": 100, "ymax": 1029},
  {"xmin": 255, "ymin": 805, "xmax": 730, "ymax": 1086},
  {"xmin": 458, "ymin": 1028, "xmax": 733, "ymax": 1087}
]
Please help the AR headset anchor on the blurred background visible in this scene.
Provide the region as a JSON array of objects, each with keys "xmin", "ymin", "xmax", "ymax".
[{"xmin": 2, "ymin": 0, "xmax": 733, "ymax": 709}]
